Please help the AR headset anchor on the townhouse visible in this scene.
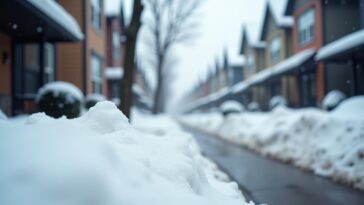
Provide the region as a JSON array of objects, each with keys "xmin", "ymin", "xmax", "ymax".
[
  {"xmin": 285, "ymin": 0, "xmax": 364, "ymax": 104},
  {"xmin": 105, "ymin": 7, "xmax": 125, "ymax": 100},
  {"xmin": 0, "ymin": 0, "xmax": 84, "ymax": 115},
  {"xmin": 185, "ymin": 0, "xmax": 364, "ymax": 112}
]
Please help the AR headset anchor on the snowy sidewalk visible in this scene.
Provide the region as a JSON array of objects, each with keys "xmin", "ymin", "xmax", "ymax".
[
  {"xmin": 181, "ymin": 124, "xmax": 364, "ymax": 205},
  {"xmin": 180, "ymin": 97, "xmax": 364, "ymax": 191}
]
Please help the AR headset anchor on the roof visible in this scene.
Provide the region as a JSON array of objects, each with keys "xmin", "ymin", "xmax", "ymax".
[
  {"xmin": 240, "ymin": 24, "xmax": 266, "ymax": 54},
  {"xmin": 26, "ymin": 0, "xmax": 84, "ymax": 41},
  {"xmin": 106, "ymin": 67, "xmax": 125, "ymax": 80},
  {"xmin": 316, "ymin": 29, "xmax": 364, "ymax": 61},
  {"xmin": 284, "ymin": 0, "xmax": 294, "ymax": 16},
  {"xmin": 273, "ymin": 48, "xmax": 316, "ymax": 75},
  {"xmin": 260, "ymin": 2, "xmax": 293, "ymax": 41}
]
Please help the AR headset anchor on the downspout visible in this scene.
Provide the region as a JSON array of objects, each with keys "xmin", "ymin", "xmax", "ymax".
[{"xmin": 82, "ymin": 0, "xmax": 88, "ymax": 95}]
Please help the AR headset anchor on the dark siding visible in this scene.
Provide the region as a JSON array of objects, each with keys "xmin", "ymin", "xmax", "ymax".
[{"xmin": 323, "ymin": 0, "xmax": 360, "ymax": 44}]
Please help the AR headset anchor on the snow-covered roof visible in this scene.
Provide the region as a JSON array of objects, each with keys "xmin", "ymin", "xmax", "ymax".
[
  {"xmin": 249, "ymin": 68, "xmax": 273, "ymax": 86},
  {"xmin": 106, "ymin": 67, "xmax": 124, "ymax": 80},
  {"xmin": 269, "ymin": 1, "xmax": 293, "ymax": 28},
  {"xmin": 316, "ymin": 29, "xmax": 364, "ymax": 61},
  {"xmin": 273, "ymin": 48, "xmax": 316, "ymax": 75},
  {"xmin": 245, "ymin": 23, "xmax": 266, "ymax": 49},
  {"xmin": 26, "ymin": 0, "xmax": 84, "ymax": 41},
  {"xmin": 186, "ymin": 87, "xmax": 231, "ymax": 111},
  {"xmin": 231, "ymin": 81, "xmax": 249, "ymax": 94},
  {"xmin": 229, "ymin": 55, "xmax": 245, "ymax": 66},
  {"xmin": 105, "ymin": 0, "xmax": 120, "ymax": 16}
]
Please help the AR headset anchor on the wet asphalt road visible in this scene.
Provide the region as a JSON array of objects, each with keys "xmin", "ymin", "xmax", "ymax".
[{"xmin": 181, "ymin": 125, "xmax": 364, "ymax": 205}]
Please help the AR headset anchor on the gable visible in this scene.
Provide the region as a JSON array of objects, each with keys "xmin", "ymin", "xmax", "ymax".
[{"xmin": 260, "ymin": 5, "xmax": 279, "ymax": 41}]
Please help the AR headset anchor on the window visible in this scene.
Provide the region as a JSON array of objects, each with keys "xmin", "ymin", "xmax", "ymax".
[
  {"xmin": 44, "ymin": 43, "xmax": 55, "ymax": 83},
  {"xmin": 24, "ymin": 44, "xmax": 40, "ymax": 94},
  {"xmin": 269, "ymin": 37, "xmax": 281, "ymax": 63},
  {"xmin": 14, "ymin": 43, "xmax": 55, "ymax": 96},
  {"xmin": 112, "ymin": 31, "xmax": 120, "ymax": 60},
  {"xmin": 91, "ymin": 54, "xmax": 102, "ymax": 94},
  {"xmin": 298, "ymin": 8, "xmax": 315, "ymax": 47},
  {"xmin": 246, "ymin": 51, "xmax": 254, "ymax": 74},
  {"xmin": 91, "ymin": 0, "xmax": 102, "ymax": 30}
]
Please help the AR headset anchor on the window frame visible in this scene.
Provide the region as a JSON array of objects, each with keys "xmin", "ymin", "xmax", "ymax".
[
  {"xmin": 91, "ymin": 53, "xmax": 103, "ymax": 94},
  {"xmin": 298, "ymin": 7, "xmax": 315, "ymax": 47},
  {"xmin": 269, "ymin": 36, "xmax": 281, "ymax": 64},
  {"xmin": 91, "ymin": 0, "xmax": 102, "ymax": 31}
]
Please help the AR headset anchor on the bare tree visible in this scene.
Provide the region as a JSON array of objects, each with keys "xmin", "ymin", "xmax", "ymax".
[
  {"xmin": 144, "ymin": 0, "xmax": 201, "ymax": 114},
  {"xmin": 120, "ymin": 0, "xmax": 143, "ymax": 119}
]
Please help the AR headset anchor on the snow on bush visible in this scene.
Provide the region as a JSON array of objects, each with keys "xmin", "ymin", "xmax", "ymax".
[
  {"xmin": 84, "ymin": 94, "xmax": 107, "ymax": 109},
  {"xmin": 0, "ymin": 102, "xmax": 252, "ymax": 205},
  {"xmin": 180, "ymin": 97, "xmax": 364, "ymax": 190},
  {"xmin": 220, "ymin": 100, "xmax": 244, "ymax": 116},
  {"xmin": 269, "ymin": 96, "xmax": 288, "ymax": 110},
  {"xmin": 36, "ymin": 81, "xmax": 83, "ymax": 118},
  {"xmin": 322, "ymin": 90, "xmax": 346, "ymax": 111},
  {"xmin": 247, "ymin": 102, "xmax": 260, "ymax": 112}
]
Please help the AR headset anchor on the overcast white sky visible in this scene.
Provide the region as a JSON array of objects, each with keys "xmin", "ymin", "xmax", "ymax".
[{"xmin": 105, "ymin": 0, "xmax": 288, "ymax": 111}]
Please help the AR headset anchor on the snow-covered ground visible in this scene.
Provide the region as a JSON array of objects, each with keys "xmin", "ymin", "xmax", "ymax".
[
  {"xmin": 180, "ymin": 97, "xmax": 364, "ymax": 191},
  {"xmin": 0, "ymin": 102, "xmax": 253, "ymax": 205}
]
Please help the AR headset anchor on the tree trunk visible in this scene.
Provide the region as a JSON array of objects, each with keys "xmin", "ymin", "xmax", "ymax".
[
  {"xmin": 120, "ymin": 0, "xmax": 143, "ymax": 119},
  {"xmin": 152, "ymin": 54, "xmax": 164, "ymax": 114}
]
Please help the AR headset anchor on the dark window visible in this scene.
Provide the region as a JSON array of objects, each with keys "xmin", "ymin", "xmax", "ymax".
[{"xmin": 91, "ymin": 53, "xmax": 103, "ymax": 94}]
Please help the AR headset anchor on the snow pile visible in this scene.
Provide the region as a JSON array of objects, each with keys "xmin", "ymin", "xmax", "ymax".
[
  {"xmin": 36, "ymin": 81, "xmax": 83, "ymax": 104},
  {"xmin": 269, "ymin": 96, "xmax": 287, "ymax": 110},
  {"xmin": 0, "ymin": 102, "xmax": 252, "ymax": 205},
  {"xmin": 131, "ymin": 110, "xmax": 246, "ymax": 199},
  {"xmin": 0, "ymin": 110, "xmax": 7, "ymax": 120},
  {"xmin": 322, "ymin": 90, "xmax": 346, "ymax": 111},
  {"xmin": 180, "ymin": 97, "xmax": 364, "ymax": 190}
]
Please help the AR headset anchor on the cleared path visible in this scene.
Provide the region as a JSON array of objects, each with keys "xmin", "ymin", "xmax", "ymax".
[{"xmin": 181, "ymin": 125, "xmax": 364, "ymax": 205}]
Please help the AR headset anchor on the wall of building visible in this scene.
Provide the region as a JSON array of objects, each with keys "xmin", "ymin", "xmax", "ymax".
[
  {"xmin": 0, "ymin": 32, "xmax": 12, "ymax": 115},
  {"xmin": 87, "ymin": 0, "xmax": 106, "ymax": 95},
  {"xmin": 56, "ymin": 0, "xmax": 85, "ymax": 93},
  {"xmin": 323, "ymin": 0, "xmax": 360, "ymax": 45}
]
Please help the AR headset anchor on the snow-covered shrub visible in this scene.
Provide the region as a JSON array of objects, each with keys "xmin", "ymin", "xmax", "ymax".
[
  {"xmin": 220, "ymin": 100, "xmax": 244, "ymax": 116},
  {"xmin": 269, "ymin": 95, "xmax": 288, "ymax": 110},
  {"xmin": 247, "ymin": 102, "xmax": 260, "ymax": 112},
  {"xmin": 84, "ymin": 94, "xmax": 107, "ymax": 110},
  {"xmin": 36, "ymin": 81, "xmax": 83, "ymax": 119},
  {"xmin": 322, "ymin": 90, "xmax": 346, "ymax": 111}
]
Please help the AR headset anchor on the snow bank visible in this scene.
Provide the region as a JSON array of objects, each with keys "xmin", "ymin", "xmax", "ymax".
[
  {"xmin": 36, "ymin": 81, "xmax": 83, "ymax": 104},
  {"xmin": 181, "ymin": 99, "xmax": 364, "ymax": 190},
  {"xmin": 0, "ymin": 110, "xmax": 7, "ymax": 120},
  {"xmin": 0, "ymin": 102, "xmax": 252, "ymax": 205},
  {"xmin": 332, "ymin": 96, "xmax": 364, "ymax": 120}
]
